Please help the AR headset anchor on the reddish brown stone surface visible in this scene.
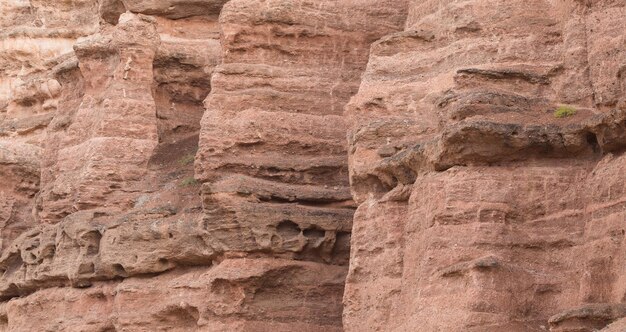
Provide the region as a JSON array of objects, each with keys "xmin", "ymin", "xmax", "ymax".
[
  {"xmin": 0, "ymin": 0, "xmax": 625, "ymax": 331},
  {"xmin": 344, "ymin": 0, "xmax": 626, "ymax": 331}
]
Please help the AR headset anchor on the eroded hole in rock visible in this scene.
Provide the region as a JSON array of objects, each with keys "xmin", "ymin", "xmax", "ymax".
[
  {"xmin": 156, "ymin": 305, "xmax": 200, "ymax": 328},
  {"xmin": 303, "ymin": 228, "xmax": 325, "ymax": 239},
  {"xmin": 2, "ymin": 283, "xmax": 20, "ymax": 300},
  {"xmin": 352, "ymin": 174, "xmax": 394, "ymax": 199},
  {"xmin": 3, "ymin": 254, "xmax": 23, "ymax": 277},
  {"xmin": 99, "ymin": 0, "xmax": 126, "ymax": 25},
  {"xmin": 112, "ymin": 264, "xmax": 127, "ymax": 277},
  {"xmin": 332, "ymin": 231, "xmax": 351, "ymax": 259},
  {"xmin": 152, "ymin": 45, "xmax": 212, "ymax": 153},
  {"xmin": 140, "ymin": 35, "xmax": 217, "ymax": 216},
  {"xmin": 276, "ymin": 220, "xmax": 301, "ymax": 239},
  {"xmin": 77, "ymin": 262, "xmax": 95, "ymax": 275},
  {"xmin": 83, "ymin": 230, "xmax": 102, "ymax": 256},
  {"xmin": 333, "ymin": 232, "xmax": 352, "ymax": 253},
  {"xmin": 586, "ymin": 132, "xmax": 601, "ymax": 153}
]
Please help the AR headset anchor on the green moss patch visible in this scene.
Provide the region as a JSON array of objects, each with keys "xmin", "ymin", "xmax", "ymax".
[{"xmin": 554, "ymin": 105, "xmax": 577, "ymax": 118}]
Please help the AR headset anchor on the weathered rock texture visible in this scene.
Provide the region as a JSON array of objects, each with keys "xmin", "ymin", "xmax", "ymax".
[
  {"xmin": 0, "ymin": 0, "xmax": 624, "ymax": 331},
  {"xmin": 343, "ymin": 0, "xmax": 626, "ymax": 331}
]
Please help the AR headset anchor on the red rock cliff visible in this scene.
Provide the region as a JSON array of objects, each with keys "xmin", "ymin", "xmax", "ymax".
[{"xmin": 0, "ymin": 0, "xmax": 624, "ymax": 331}]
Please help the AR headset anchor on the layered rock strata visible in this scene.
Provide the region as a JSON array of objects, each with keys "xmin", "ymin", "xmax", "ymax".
[
  {"xmin": 344, "ymin": 0, "xmax": 626, "ymax": 331},
  {"xmin": 0, "ymin": 0, "xmax": 407, "ymax": 331},
  {"xmin": 196, "ymin": 0, "xmax": 407, "ymax": 267},
  {"xmin": 0, "ymin": 0, "xmax": 625, "ymax": 331}
]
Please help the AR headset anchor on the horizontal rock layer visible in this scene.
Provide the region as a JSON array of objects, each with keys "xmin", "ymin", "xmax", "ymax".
[
  {"xmin": 0, "ymin": 0, "xmax": 406, "ymax": 330},
  {"xmin": 344, "ymin": 0, "xmax": 626, "ymax": 331}
]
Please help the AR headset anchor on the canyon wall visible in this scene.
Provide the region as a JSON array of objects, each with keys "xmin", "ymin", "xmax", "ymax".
[
  {"xmin": 0, "ymin": 0, "xmax": 624, "ymax": 331},
  {"xmin": 344, "ymin": 0, "xmax": 626, "ymax": 331}
]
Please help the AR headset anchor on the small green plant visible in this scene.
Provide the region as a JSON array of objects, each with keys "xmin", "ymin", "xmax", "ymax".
[
  {"xmin": 180, "ymin": 176, "xmax": 198, "ymax": 187},
  {"xmin": 554, "ymin": 105, "xmax": 577, "ymax": 118},
  {"xmin": 178, "ymin": 153, "xmax": 195, "ymax": 166}
]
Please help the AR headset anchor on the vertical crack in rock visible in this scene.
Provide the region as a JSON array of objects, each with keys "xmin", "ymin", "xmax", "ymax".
[{"xmin": 194, "ymin": 0, "xmax": 409, "ymax": 329}]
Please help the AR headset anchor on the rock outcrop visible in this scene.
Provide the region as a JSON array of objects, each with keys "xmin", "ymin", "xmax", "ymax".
[
  {"xmin": 1, "ymin": 0, "xmax": 403, "ymax": 330},
  {"xmin": 344, "ymin": 0, "xmax": 626, "ymax": 331},
  {"xmin": 0, "ymin": 0, "xmax": 624, "ymax": 331}
]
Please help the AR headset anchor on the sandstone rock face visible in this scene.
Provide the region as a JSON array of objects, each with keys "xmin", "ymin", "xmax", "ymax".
[
  {"xmin": 343, "ymin": 0, "xmax": 626, "ymax": 331},
  {"xmin": 0, "ymin": 0, "xmax": 624, "ymax": 331},
  {"xmin": 37, "ymin": 13, "xmax": 161, "ymax": 223},
  {"xmin": 1, "ymin": 0, "xmax": 403, "ymax": 330},
  {"xmin": 196, "ymin": 0, "xmax": 407, "ymax": 267}
]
